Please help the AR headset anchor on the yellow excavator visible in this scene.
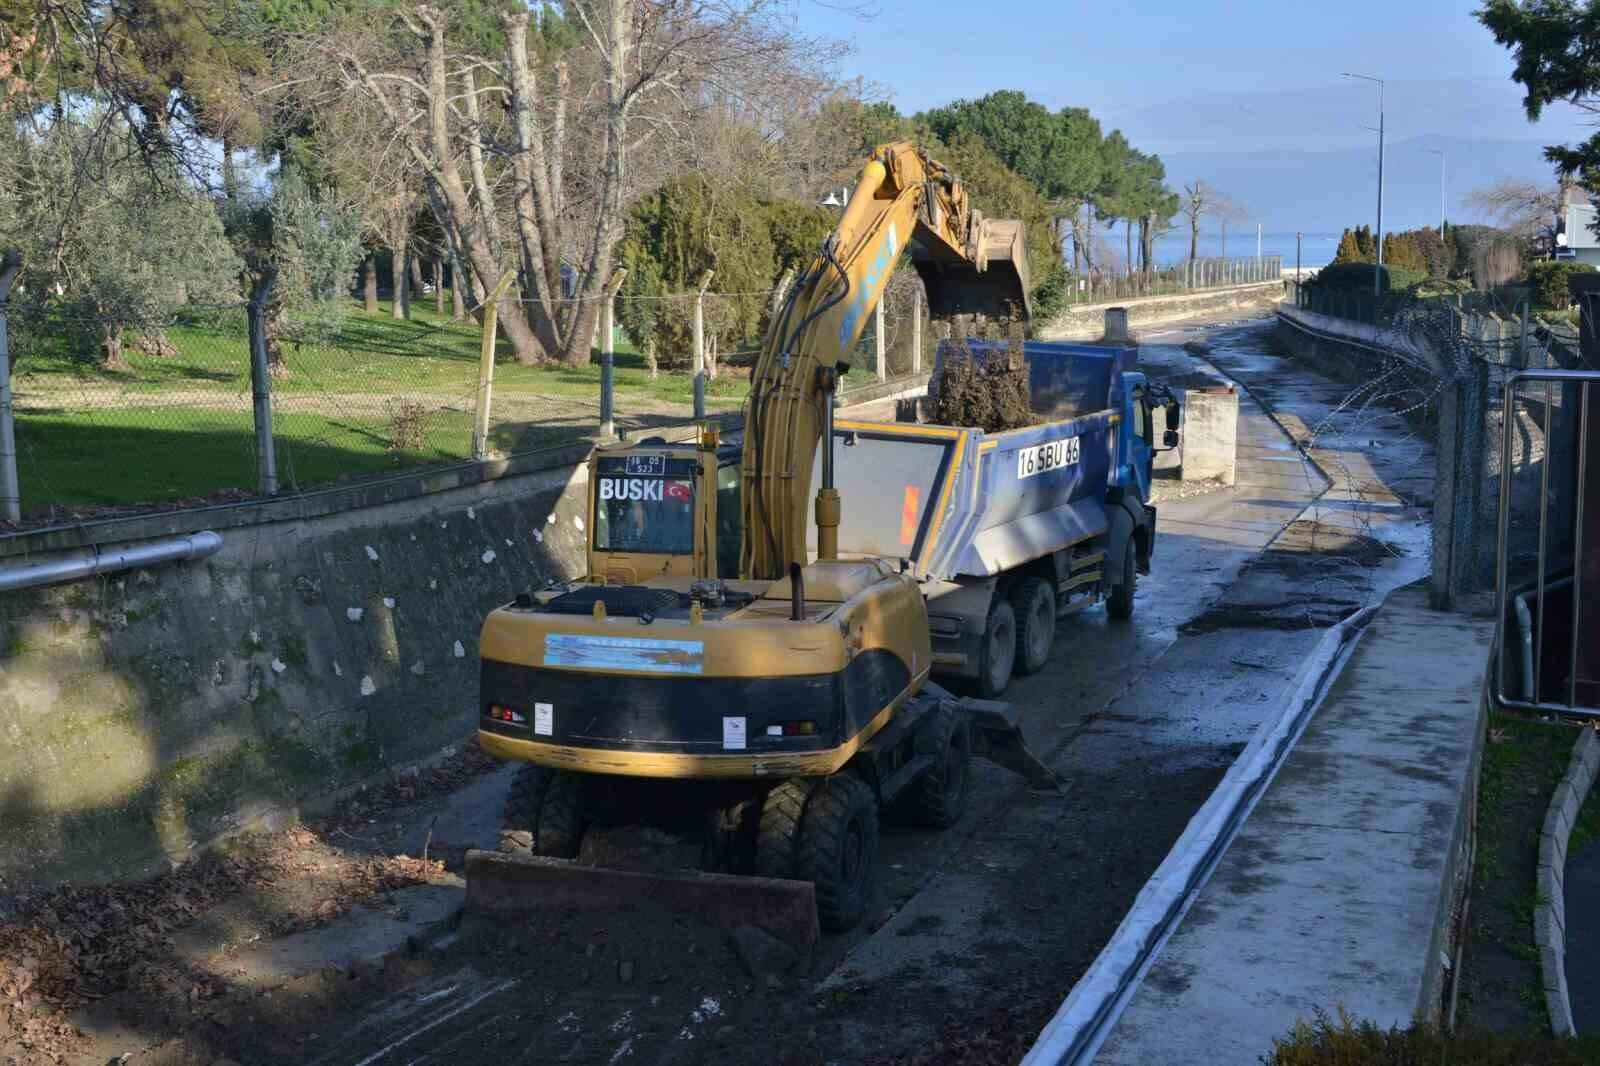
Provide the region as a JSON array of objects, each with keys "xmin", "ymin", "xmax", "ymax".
[{"xmin": 473, "ymin": 142, "xmax": 1050, "ymax": 932}]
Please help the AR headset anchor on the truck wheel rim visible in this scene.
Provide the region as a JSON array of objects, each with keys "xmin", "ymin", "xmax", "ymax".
[
  {"xmin": 1028, "ymin": 596, "xmax": 1052, "ymax": 662},
  {"xmin": 989, "ymin": 618, "xmax": 1014, "ymax": 688}
]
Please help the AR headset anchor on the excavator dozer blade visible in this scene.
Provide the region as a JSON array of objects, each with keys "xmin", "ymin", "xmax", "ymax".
[
  {"xmin": 914, "ymin": 217, "xmax": 1032, "ymax": 324},
  {"xmin": 957, "ymin": 696, "xmax": 1063, "ymax": 793},
  {"xmin": 464, "ymin": 849, "xmax": 821, "ymax": 953}
]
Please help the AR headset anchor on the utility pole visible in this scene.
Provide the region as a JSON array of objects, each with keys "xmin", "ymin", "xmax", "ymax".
[
  {"xmin": 692, "ymin": 270, "xmax": 714, "ymax": 420},
  {"xmin": 1344, "ymin": 72, "xmax": 1386, "ymax": 298},
  {"xmin": 1422, "ymin": 146, "xmax": 1445, "ymax": 237}
]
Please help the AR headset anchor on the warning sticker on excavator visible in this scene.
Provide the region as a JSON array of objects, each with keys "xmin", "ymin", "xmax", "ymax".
[{"xmin": 900, "ymin": 485, "xmax": 922, "ymax": 546}]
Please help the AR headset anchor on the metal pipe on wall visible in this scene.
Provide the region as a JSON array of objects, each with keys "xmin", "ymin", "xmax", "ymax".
[{"xmin": 0, "ymin": 531, "xmax": 222, "ymax": 594}]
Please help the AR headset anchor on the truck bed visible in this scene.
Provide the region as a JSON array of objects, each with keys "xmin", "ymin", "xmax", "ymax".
[{"xmin": 811, "ymin": 341, "xmax": 1136, "ymax": 582}]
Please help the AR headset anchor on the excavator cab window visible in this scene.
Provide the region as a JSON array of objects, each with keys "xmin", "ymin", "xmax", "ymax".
[
  {"xmin": 592, "ymin": 455, "xmax": 697, "ymax": 555},
  {"xmin": 716, "ymin": 461, "xmax": 741, "ymax": 578}
]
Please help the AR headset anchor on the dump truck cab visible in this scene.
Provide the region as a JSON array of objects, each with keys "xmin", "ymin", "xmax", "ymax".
[{"xmin": 585, "ymin": 431, "xmax": 743, "ymax": 584}]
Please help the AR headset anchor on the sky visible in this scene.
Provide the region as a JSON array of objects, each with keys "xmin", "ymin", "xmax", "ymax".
[{"xmin": 798, "ymin": 0, "xmax": 1595, "ymax": 239}]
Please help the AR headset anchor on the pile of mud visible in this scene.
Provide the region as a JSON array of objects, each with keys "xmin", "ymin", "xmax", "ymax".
[{"xmin": 929, "ymin": 338, "xmax": 1036, "ymax": 432}]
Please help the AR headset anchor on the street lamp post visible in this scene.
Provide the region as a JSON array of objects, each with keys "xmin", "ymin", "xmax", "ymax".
[
  {"xmin": 1344, "ymin": 72, "xmax": 1385, "ymax": 298},
  {"xmin": 1421, "ymin": 146, "xmax": 1445, "ymax": 237}
]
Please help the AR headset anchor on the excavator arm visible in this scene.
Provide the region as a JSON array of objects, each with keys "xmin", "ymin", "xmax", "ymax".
[{"xmin": 740, "ymin": 141, "xmax": 1031, "ymax": 580}]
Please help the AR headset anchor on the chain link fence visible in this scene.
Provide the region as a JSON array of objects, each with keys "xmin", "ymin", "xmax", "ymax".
[{"xmin": 0, "ymin": 275, "xmax": 936, "ymax": 524}]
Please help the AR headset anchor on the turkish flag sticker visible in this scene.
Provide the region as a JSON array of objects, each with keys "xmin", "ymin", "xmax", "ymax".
[{"xmin": 665, "ymin": 480, "xmax": 692, "ymax": 501}]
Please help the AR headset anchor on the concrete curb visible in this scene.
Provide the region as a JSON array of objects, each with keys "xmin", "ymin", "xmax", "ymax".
[
  {"xmin": 1020, "ymin": 603, "xmax": 1378, "ymax": 1066},
  {"xmin": 1537, "ymin": 727, "xmax": 1600, "ymax": 1037}
]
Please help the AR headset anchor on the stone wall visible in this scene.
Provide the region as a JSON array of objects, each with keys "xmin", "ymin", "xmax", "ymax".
[
  {"xmin": 1040, "ymin": 281, "xmax": 1285, "ymax": 340},
  {"xmin": 0, "ymin": 462, "xmax": 590, "ymax": 888}
]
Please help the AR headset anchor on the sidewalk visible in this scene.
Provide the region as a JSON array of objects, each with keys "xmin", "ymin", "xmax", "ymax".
[{"xmin": 1096, "ymin": 582, "xmax": 1494, "ymax": 1064}]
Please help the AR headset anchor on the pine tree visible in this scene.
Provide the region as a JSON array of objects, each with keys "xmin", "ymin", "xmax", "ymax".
[
  {"xmin": 1355, "ymin": 225, "xmax": 1375, "ymax": 259},
  {"xmin": 1333, "ymin": 228, "xmax": 1364, "ymax": 265}
]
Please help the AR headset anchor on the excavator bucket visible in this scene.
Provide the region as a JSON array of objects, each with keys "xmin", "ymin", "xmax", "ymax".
[
  {"xmin": 913, "ymin": 217, "xmax": 1032, "ymax": 325},
  {"xmin": 464, "ymin": 850, "xmax": 822, "ymax": 953}
]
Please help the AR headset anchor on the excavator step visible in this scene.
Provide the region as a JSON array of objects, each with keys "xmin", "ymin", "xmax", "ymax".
[{"xmin": 464, "ymin": 849, "xmax": 820, "ymax": 952}]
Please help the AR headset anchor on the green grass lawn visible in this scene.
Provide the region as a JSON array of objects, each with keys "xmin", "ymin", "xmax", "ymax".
[{"xmin": 11, "ymin": 300, "xmax": 750, "ymax": 516}]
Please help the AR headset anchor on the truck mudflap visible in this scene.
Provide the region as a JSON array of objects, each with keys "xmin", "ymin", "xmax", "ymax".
[{"xmin": 957, "ymin": 696, "xmax": 1063, "ymax": 793}]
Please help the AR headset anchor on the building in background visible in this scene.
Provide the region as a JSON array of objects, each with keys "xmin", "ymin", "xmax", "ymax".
[{"xmin": 1557, "ymin": 183, "xmax": 1600, "ymax": 265}]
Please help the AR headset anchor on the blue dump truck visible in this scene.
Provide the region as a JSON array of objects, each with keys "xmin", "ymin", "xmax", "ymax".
[{"xmin": 816, "ymin": 338, "xmax": 1177, "ymax": 695}]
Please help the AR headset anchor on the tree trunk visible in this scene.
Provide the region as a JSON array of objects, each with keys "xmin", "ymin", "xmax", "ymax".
[
  {"xmin": 410, "ymin": 255, "xmax": 427, "ymax": 299},
  {"xmin": 363, "ymin": 252, "xmax": 379, "ymax": 313},
  {"xmin": 350, "ymin": 8, "xmax": 544, "ymax": 363},
  {"xmin": 1188, "ymin": 216, "xmax": 1199, "ymax": 261},
  {"xmin": 434, "ymin": 257, "xmax": 445, "ymax": 315},
  {"xmin": 390, "ymin": 214, "xmax": 411, "ymax": 320},
  {"xmin": 504, "ymin": 11, "xmax": 567, "ymax": 357},
  {"xmin": 1125, "ymin": 220, "xmax": 1133, "ymax": 279},
  {"xmin": 450, "ymin": 249, "xmax": 466, "ymax": 321},
  {"xmin": 100, "ymin": 324, "xmax": 128, "ymax": 371},
  {"xmin": 1082, "ymin": 204, "xmax": 1096, "ymax": 272}
]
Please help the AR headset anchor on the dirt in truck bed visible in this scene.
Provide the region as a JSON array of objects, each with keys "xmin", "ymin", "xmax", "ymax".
[{"xmin": 927, "ymin": 338, "xmax": 1035, "ymax": 433}]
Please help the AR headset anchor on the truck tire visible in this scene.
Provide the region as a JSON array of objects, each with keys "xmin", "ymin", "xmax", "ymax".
[
  {"xmin": 977, "ymin": 597, "xmax": 1017, "ymax": 697},
  {"xmin": 501, "ymin": 766, "xmax": 586, "ymax": 858},
  {"xmin": 907, "ymin": 703, "xmax": 971, "ymax": 829},
  {"xmin": 754, "ymin": 778, "xmax": 811, "ymax": 879},
  {"xmin": 1011, "ymin": 576, "xmax": 1056, "ymax": 676},
  {"xmin": 797, "ymin": 774, "xmax": 879, "ymax": 932},
  {"xmin": 1107, "ymin": 534, "xmax": 1137, "ymax": 621}
]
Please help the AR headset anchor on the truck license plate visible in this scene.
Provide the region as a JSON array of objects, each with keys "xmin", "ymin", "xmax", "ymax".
[{"xmin": 1017, "ymin": 436, "xmax": 1080, "ymax": 479}]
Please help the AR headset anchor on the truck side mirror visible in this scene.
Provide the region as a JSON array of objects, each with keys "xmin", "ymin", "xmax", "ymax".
[
  {"xmin": 1164, "ymin": 429, "xmax": 1180, "ymax": 449},
  {"xmin": 1166, "ymin": 404, "xmax": 1181, "ymax": 431}
]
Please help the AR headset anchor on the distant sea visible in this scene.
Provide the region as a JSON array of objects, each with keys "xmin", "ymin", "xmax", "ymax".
[{"xmin": 1131, "ymin": 230, "xmax": 1340, "ymax": 270}]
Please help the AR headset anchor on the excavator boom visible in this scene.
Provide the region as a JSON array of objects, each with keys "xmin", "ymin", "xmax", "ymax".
[{"xmin": 741, "ymin": 142, "xmax": 1030, "ymax": 580}]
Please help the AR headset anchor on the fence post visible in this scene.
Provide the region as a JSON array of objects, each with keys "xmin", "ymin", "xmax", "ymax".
[
  {"xmin": 912, "ymin": 288, "xmax": 924, "ymax": 375},
  {"xmin": 692, "ymin": 270, "xmax": 714, "ymax": 420},
  {"xmin": 471, "ymin": 270, "xmax": 518, "ymax": 461},
  {"xmin": 874, "ymin": 299, "xmax": 887, "ymax": 382},
  {"xmin": 247, "ymin": 271, "xmax": 279, "ymax": 496},
  {"xmin": 600, "ymin": 269, "xmax": 627, "ymax": 438},
  {"xmin": 0, "ymin": 251, "xmax": 20, "ymax": 522}
]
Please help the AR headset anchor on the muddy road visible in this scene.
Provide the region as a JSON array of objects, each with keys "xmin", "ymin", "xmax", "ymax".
[{"xmin": 100, "ymin": 318, "xmax": 1434, "ymax": 1066}]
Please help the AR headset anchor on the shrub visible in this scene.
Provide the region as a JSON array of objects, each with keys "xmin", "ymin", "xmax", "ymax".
[
  {"xmin": 1524, "ymin": 260, "xmax": 1597, "ymax": 309},
  {"xmin": 1311, "ymin": 261, "xmax": 1393, "ymax": 292},
  {"xmin": 1269, "ymin": 1008, "xmax": 1600, "ymax": 1065}
]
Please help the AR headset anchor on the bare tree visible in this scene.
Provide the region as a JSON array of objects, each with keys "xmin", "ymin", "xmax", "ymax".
[
  {"xmin": 303, "ymin": 2, "xmax": 834, "ymax": 366},
  {"xmin": 1181, "ymin": 180, "xmax": 1247, "ymax": 260},
  {"xmin": 1465, "ymin": 178, "xmax": 1560, "ymax": 255}
]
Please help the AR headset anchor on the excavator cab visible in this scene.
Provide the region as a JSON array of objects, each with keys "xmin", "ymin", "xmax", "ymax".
[{"xmin": 583, "ymin": 429, "xmax": 740, "ymax": 585}]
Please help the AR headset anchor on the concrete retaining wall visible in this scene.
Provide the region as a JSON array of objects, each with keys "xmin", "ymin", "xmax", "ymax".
[
  {"xmin": 1040, "ymin": 280, "xmax": 1284, "ymax": 340},
  {"xmin": 0, "ymin": 388, "xmax": 908, "ymax": 891},
  {"xmin": 0, "ymin": 461, "xmax": 590, "ymax": 889}
]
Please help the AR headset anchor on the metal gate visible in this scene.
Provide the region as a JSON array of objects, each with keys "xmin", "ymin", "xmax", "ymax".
[{"xmin": 1494, "ymin": 365, "xmax": 1598, "ymax": 717}]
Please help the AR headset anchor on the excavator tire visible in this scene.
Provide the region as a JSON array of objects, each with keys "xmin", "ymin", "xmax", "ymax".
[
  {"xmin": 500, "ymin": 766, "xmax": 586, "ymax": 859},
  {"xmin": 906, "ymin": 703, "xmax": 971, "ymax": 829},
  {"xmin": 797, "ymin": 774, "xmax": 879, "ymax": 932},
  {"xmin": 754, "ymin": 779, "xmax": 811, "ymax": 880}
]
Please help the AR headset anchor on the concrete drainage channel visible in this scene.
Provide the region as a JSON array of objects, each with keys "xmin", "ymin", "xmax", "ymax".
[
  {"xmin": 1019, "ymin": 604, "xmax": 1378, "ymax": 1065},
  {"xmin": 1538, "ymin": 727, "xmax": 1600, "ymax": 1037}
]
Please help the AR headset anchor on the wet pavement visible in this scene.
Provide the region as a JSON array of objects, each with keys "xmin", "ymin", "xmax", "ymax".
[
  {"xmin": 96, "ymin": 315, "xmax": 1444, "ymax": 1066},
  {"xmin": 1565, "ymin": 840, "xmax": 1600, "ymax": 1032}
]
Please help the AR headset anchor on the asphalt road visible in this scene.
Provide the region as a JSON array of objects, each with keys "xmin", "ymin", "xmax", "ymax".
[{"xmin": 116, "ymin": 317, "xmax": 1435, "ymax": 1066}]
